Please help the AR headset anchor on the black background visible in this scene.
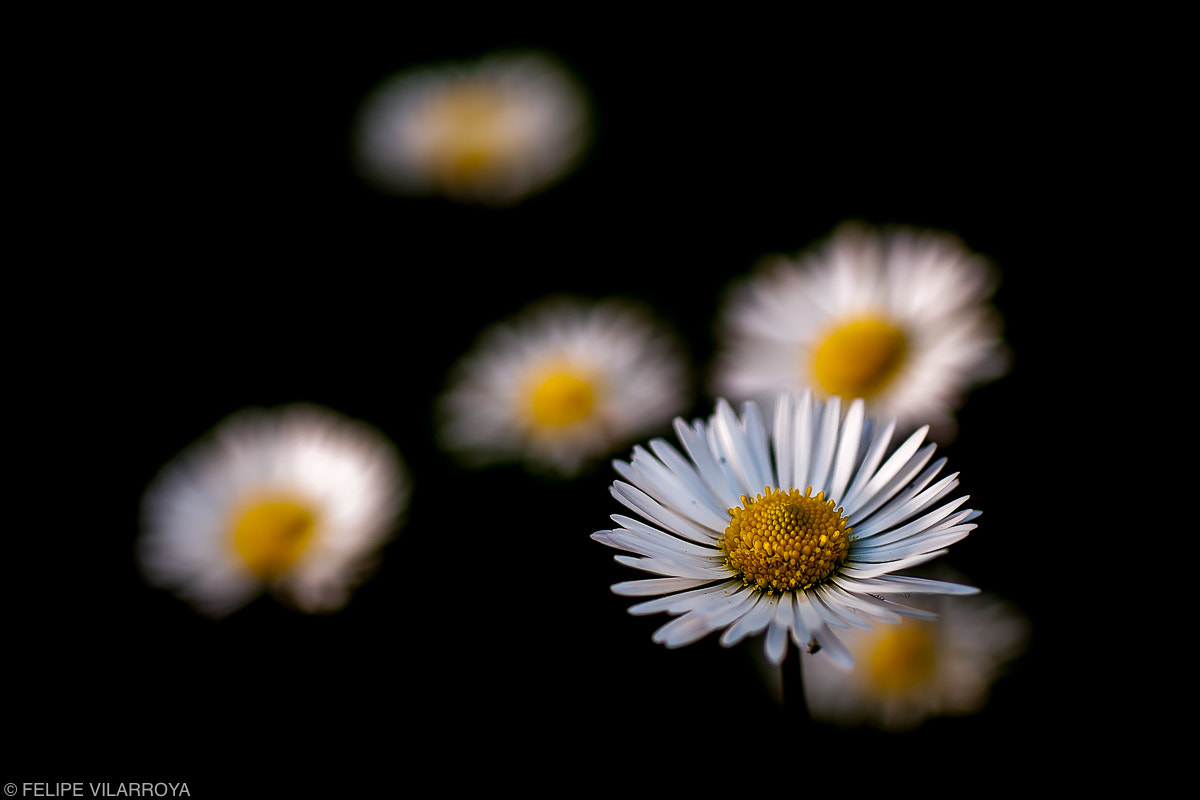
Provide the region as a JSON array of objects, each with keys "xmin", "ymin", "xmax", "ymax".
[{"xmin": 11, "ymin": 12, "xmax": 1118, "ymax": 795}]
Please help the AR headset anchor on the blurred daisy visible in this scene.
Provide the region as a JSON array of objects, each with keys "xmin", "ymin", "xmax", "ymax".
[
  {"xmin": 801, "ymin": 588, "xmax": 1029, "ymax": 730},
  {"xmin": 138, "ymin": 404, "xmax": 409, "ymax": 618},
  {"xmin": 437, "ymin": 296, "xmax": 690, "ymax": 477},
  {"xmin": 592, "ymin": 390, "xmax": 980, "ymax": 669},
  {"xmin": 352, "ymin": 49, "xmax": 591, "ymax": 205},
  {"xmin": 710, "ymin": 223, "xmax": 1009, "ymax": 438}
]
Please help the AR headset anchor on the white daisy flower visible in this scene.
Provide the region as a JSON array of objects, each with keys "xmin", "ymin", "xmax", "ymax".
[
  {"xmin": 591, "ymin": 390, "xmax": 980, "ymax": 669},
  {"xmin": 137, "ymin": 404, "xmax": 409, "ymax": 618},
  {"xmin": 437, "ymin": 296, "xmax": 691, "ymax": 478},
  {"xmin": 801, "ymin": 588, "xmax": 1030, "ymax": 730},
  {"xmin": 352, "ymin": 49, "xmax": 592, "ymax": 205},
  {"xmin": 710, "ymin": 222, "xmax": 1009, "ymax": 438}
]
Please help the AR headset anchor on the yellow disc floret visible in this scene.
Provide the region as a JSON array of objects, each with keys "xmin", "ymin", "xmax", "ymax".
[
  {"xmin": 231, "ymin": 497, "xmax": 318, "ymax": 581},
  {"xmin": 867, "ymin": 621, "xmax": 939, "ymax": 692},
  {"xmin": 723, "ymin": 486, "xmax": 852, "ymax": 593},
  {"xmin": 530, "ymin": 371, "xmax": 596, "ymax": 427},
  {"xmin": 812, "ymin": 317, "xmax": 908, "ymax": 400},
  {"xmin": 423, "ymin": 83, "xmax": 514, "ymax": 184}
]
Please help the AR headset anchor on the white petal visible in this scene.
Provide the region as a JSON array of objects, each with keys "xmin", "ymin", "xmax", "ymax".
[
  {"xmin": 596, "ymin": 527, "xmax": 723, "ymax": 566},
  {"xmin": 719, "ymin": 592, "xmax": 774, "ymax": 646},
  {"xmin": 790, "ymin": 391, "xmax": 815, "ymax": 491},
  {"xmin": 713, "ymin": 398, "xmax": 766, "ymax": 498},
  {"xmin": 614, "ymin": 554, "xmax": 726, "ymax": 580},
  {"xmin": 839, "ymin": 417, "xmax": 895, "ymax": 511},
  {"xmin": 610, "ymin": 481, "xmax": 719, "ymax": 545},
  {"xmin": 611, "ymin": 576, "xmax": 715, "ymax": 596},
  {"xmin": 603, "ymin": 515, "xmax": 721, "ymax": 558},
  {"xmin": 850, "ymin": 449, "xmax": 940, "ymax": 530},
  {"xmin": 839, "ymin": 548, "xmax": 949, "ymax": 579},
  {"xmin": 827, "ymin": 398, "xmax": 865, "ymax": 503},
  {"xmin": 615, "ymin": 447, "xmax": 730, "ymax": 533},
  {"xmin": 647, "ymin": 438, "xmax": 733, "ymax": 526},
  {"xmin": 850, "ymin": 524, "xmax": 973, "ymax": 562},
  {"xmin": 772, "ymin": 391, "xmax": 795, "ymax": 490},
  {"xmin": 844, "ymin": 426, "xmax": 930, "ymax": 519},
  {"xmin": 628, "ymin": 580, "xmax": 745, "ymax": 616},
  {"xmin": 673, "ymin": 417, "xmax": 740, "ymax": 509},
  {"xmin": 808, "ymin": 395, "xmax": 842, "ymax": 495}
]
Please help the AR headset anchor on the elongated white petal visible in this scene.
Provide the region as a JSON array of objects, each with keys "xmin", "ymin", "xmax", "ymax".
[
  {"xmin": 827, "ymin": 398, "xmax": 865, "ymax": 503},
  {"xmin": 615, "ymin": 453, "xmax": 730, "ymax": 534},
  {"xmin": 808, "ymin": 395, "xmax": 842, "ymax": 495},
  {"xmin": 628, "ymin": 580, "xmax": 746, "ymax": 616},
  {"xmin": 850, "ymin": 524, "xmax": 973, "ymax": 562},
  {"xmin": 790, "ymin": 391, "xmax": 815, "ymax": 491},
  {"xmin": 614, "ymin": 554, "xmax": 727, "ymax": 580},
  {"xmin": 839, "ymin": 417, "xmax": 895, "ymax": 511},
  {"xmin": 604, "ymin": 515, "xmax": 721, "ymax": 558},
  {"xmin": 851, "ymin": 452, "xmax": 942, "ymax": 532},
  {"xmin": 741, "ymin": 400, "xmax": 776, "ymax": 492},
  {"xmin": 610, "ymin": 481, "xmax": 719, "ymax": 545},
  {"xmin": 713, "ymin": 398, "xmax": 764, "ymax": 498},
  {"xmin": 844, "ymin": 427, "xmax": 930, "ymax": 519},
  {"xmin": 840, "ymin": 549, "xmax": 948, "ymax": 579},
  {"xmin": 719, "ymin": 592, "xmax": 774, "ymax": 646},
  {"xmin": 673, "ymin": 418, "xmax": 740, "ymax": 509},
  {"xmin": 611, "ymin": 576, "xmax": 715, "ymax": 596},
  {"xmin": 772, "ymin": 390, "xmax": 795, "ymax": 490},
  {"xmin": 647, "ymin": 438, "xmax": 733, "ymax": 525},
  {"xmin": 597, "ymin": 528, "xmax": 723, "ymax": 565}
]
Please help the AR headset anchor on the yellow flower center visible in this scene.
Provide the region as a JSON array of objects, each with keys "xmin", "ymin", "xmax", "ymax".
[
  {"xmin": 231, "ymin": 498, "xmax": 318, "ymax": 581},
  {"xmin": 812, "ymin": 317, "xmax": 908, "ymax": 399},
  {"xmin": 867, "ymin": 622, "xmax": 939, "ymax": 692},
  {"xmin": 424, "ymin": 84, "xmax": 512, "ymax": 182},
  {"xmin": 723, "ymin": 487, "xmax": 852, "ymax": 593},
  {"xmin": 530, "ymin": 371, "xmax": 597, "ymax": 427}
]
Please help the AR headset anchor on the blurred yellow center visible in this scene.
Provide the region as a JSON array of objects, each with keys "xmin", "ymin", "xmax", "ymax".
[
  {"xmin": 231, "ymin": 498, "xmax": 317, "ymax": 581},
  {"xmin": 867, "ymin": 622, "xmax": 938, "ymax": 692},
  {"xmin": 723, "ymin": 487, "xmax": 851, "ymax": 593},
  {"xmin": 531, "ymin": 372, "xmax": 596, "ymax": 427},
  {"xmin": 812, "ymin": 317, "xmax": 907, "ymax": 399},
  {"xmin": 425, "ymin": 84, "xmax": 511, "ymax": 181}
]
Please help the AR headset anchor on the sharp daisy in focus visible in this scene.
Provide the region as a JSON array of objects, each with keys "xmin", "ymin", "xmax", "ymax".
[
  {"xmin": 437, "ymin": 296, "xmax": 691, "ymax": 478},
  {"xmin": 710, "ymin": 223, "xmax": 1009, "ymax": 439},
  {"xmin": 591, "ymin": 390, "xmax": 980, "ymax": 669},
  {"xmin": 137, "ymin": 404, "xmax": 409, "ymax": 618},
  {"xmin": 352, "ymin": 49, "xmax": 592, "ymax": 205},
  {"xmin": 800, "ymin": 587, "xmax": 1030, "ymax": 730}
]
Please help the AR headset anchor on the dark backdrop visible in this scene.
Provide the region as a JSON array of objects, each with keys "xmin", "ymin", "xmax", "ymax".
[{"xmin": 11, "ymin": 13, "xmax": 1107, "ymax": 795}]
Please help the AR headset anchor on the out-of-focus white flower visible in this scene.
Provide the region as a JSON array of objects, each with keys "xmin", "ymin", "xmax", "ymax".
[
  {"xmin": 710, "ymin": 222, "xmax": 1009, "ymax": 439},
  {"xmin": 801, "ymin": 588, "xmax": 1030, "ymax": 730},
  {"xmin": 138, "ymin": 404, "xmax": 409, "ymax": 618},
  {"xmin": 437, "ymin": 296, "xmax": 690, "ymax": 477},
  {"xmin": 592, "ymin": 390, "xmax": 981, "ymax": 669},
  {"xmin": 352, "ymin": 49, "xmax": 592, "ymax": 205}
]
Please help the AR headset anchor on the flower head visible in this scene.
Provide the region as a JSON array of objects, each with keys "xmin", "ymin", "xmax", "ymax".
[
  {"xmin": 801, "ymin": 587, "xmax": 1030, "ymax": 730},
  {"xmin": 591, "ymin": 390, "xmax": 979, "ymax": 669},
  {"xmin": 137, "ymin": 404, "xmax": 409, "ymax": 618},
  {"xmin": 437, "ymin": 296, "xmax": 691, "ymax": 477},
  {"xmin": 352, "ymin": 49, "xmax": 591, "ymax": 205},
  {"xmin": 710, "ymin": 222, "xmax": 1009, "ymax": 438}
]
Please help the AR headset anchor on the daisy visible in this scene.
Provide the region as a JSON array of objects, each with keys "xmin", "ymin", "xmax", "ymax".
[
  {"xmin": 352, "ymin": 49, "xmax": 592, "ymax": 205},
  {"xmin": 437, "ymin": 296, "xmax": 690, "ymax": 477},
  {"xmin": 591, "ymin": 390, "xmax": 980, "ymax": 669},
  {"xmin": 800, "ymin": 587, "xmax": 1030, "ymax": 730},
  {"xmin": 710, "ymin": 222, "xmax": 1009, "ymax": 438},
  {"xmin": 137, "ymin": 404, "xmax": 409, "ymax": 618}
]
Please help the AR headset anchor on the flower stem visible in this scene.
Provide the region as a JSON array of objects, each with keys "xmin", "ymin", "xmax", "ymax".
[{"xmin": 781, "ymin": 645, "xmax": 808, "ymax": 718}]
